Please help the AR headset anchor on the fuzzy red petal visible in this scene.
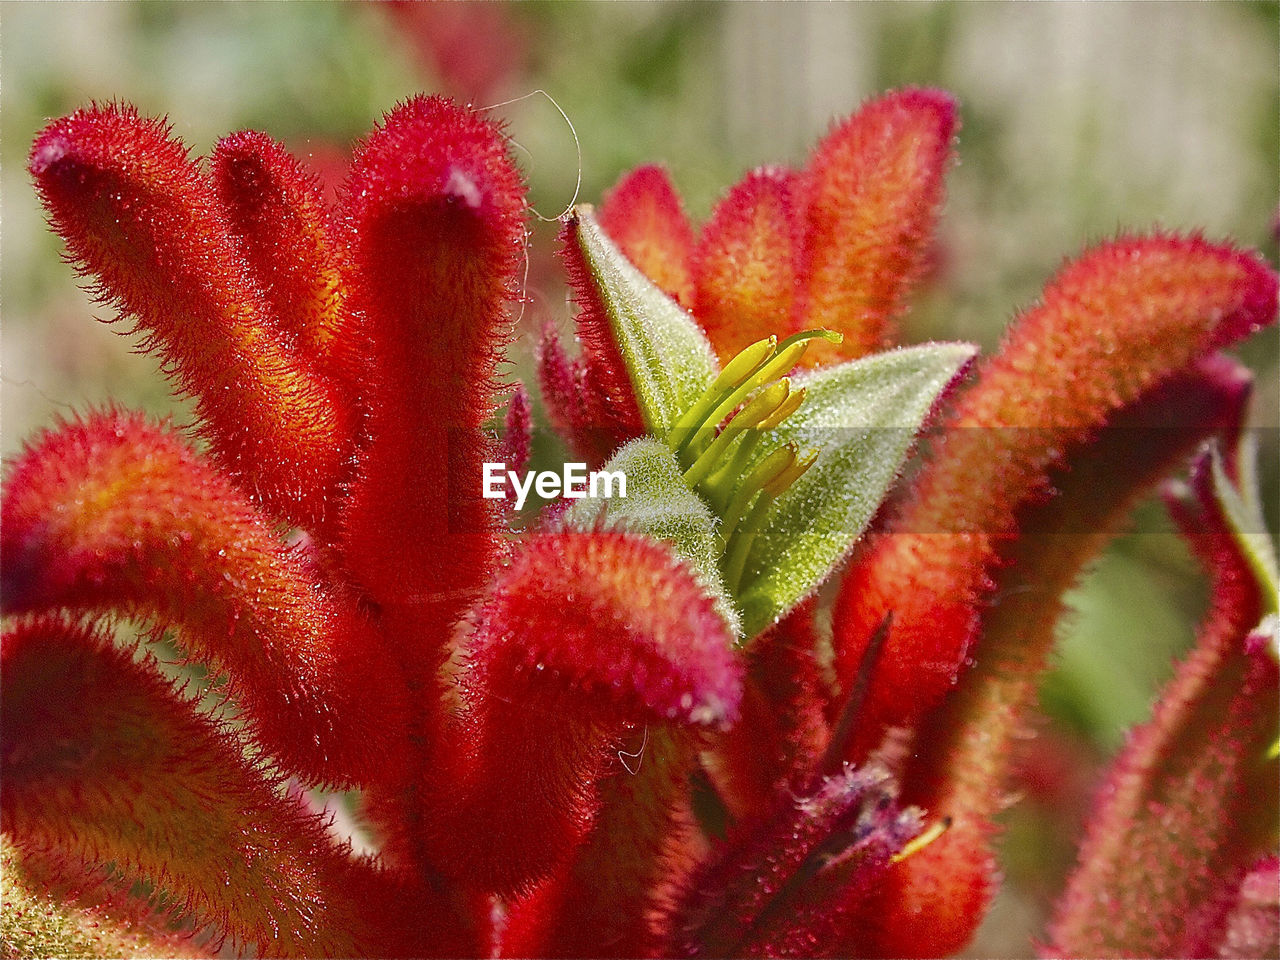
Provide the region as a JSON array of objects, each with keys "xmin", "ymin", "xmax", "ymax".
[
  {"xmin": 598, "ymin": 165, "xmax": 697, "ymax": 308},
  {"xmin": 503, "ymin": 726, "xmax": 705, "ymax": 958},
  {"xmin": 535, "ymin": 324, "xmax": 624, "ymax": 468},
  {"xmin": 794, "ymin": 88, "xmax": 957, "ymax": 364},
  {"xmin": 0, "ymin": 615, "xmax": 440, "ymax": 958},
  {"xmin": 494, "ymin": 381, "xmax": 533, "ymax": 480},
  {"xmin": 0, "ymin": 410, "xmax": 407, "ymax": 788},
  {"xmin": 418, "ymin": 531, "xmax": 740, "ymax": 898},
  {"xmin": 692, "ymin": 166, "xmax": 803, "ymax": 363},
  {"xmin": 705, "ymin": 601, "xmax": 831, "ymax": 821},
  {"xmin": 29, "ymin": 104, "xmax": 354, "ymax": 530},
  {"xmin": 1045, "ymin": 451, "xmax": 1278, "ymax": 958},
  {"xmin": 557, "ymin": 219, "xmax": 648, "ymax": 449},
  {"xmin": 335, "ymin": 96, "xmax": 528, "ymax": 889},
  {"xmin": 210, "ymin": 131, "xmax": 354, "ymax": 381},
  {"xmin": 659, "ymin": 764, "xmax": 922, "ymax": 958},
  {"xmin": 833, "ymin": 235, "xmax": 1278, "ymax": 768},
  {"xmin": 850, "ymin": 359, "xmax": 1256, "ymax": 957},
  {"xmin": 474, "ymin": 532, "xmax": 740, "ymax": 724},
  {"xmin": 337, "ymin": 94, "xmax": 526, "ymax": 634}
]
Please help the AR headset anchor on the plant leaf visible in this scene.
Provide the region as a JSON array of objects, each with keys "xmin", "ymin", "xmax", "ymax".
[
  {"xmin": 1209, "ymin": 439, "xmax": 1279, "ymax": 616},
  {"xmin": 569, "ymin": 207, "xmax": 719, "ymax": 437},
  {"xmin": 737, "ymin": 343, "xmax": 975, "ymax": 637},
  {"xmin": 865, "ymin": 359, "xmax": 1255, "ymax": 958},
  {"xmin": 565, "ymin": 436, "xmax": 739, "ymax": 637}
]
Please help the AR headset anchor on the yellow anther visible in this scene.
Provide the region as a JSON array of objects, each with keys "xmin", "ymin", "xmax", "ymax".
[
  {"xmin": 740, "ymin": 442, "xmax": 799, "ymax": 500},
  {"xmin": 735, "ymin": 378, "xmax": 794, "ymax": 430},
  {"xmin": 720, "ymin": 443, "xmax": 798, "ymax": 538},
  {"xmin": 683, "ymin": 380, "xmax": 793, "ymax": 488},
  {"xmin": 891, "ymin": 817, "xmax": 953, "ymax": 864},
  {"xmin": 685, "ymin": 339, "xmax": 812, "ymax": 459},
  {"xmin": 746, "ymin": 339, "xmax": 808, "ymax": 391},
  {"xmin": 676, "ymin": 329, "xmax": 835, "ymax": 463},
  {"xmin": 757, "ymin": 385, "xmax": 806, "ymax": 431},
  {"xmin": 702, "ymin": 384, "xmax": 807, "ymax": 512},
  {"xmin": 762, "ymin": 448, "xmax": 818, "ymax": 498},
  {"xmin": 710, "ymin": 335, "xmax": 777, "ymax": 392},
  {"xmin": 671, "ymin": 336, "xmax": 775, "ymax": 455},
  {"xmin": 663, "ymin": 329, "xmax": 837, "ymax": 589}
]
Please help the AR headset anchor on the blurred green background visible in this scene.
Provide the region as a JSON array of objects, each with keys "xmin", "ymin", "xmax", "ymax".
[{"xmin": 2, "ymin": 3, "xmax": 1276, "ymax": 954}]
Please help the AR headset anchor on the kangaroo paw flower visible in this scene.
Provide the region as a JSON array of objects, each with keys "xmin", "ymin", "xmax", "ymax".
[
  {"xmin": 833, "ymin": 234, "xmax": 1279, "ymax": 767},
  {"xmin": 1, "ymin": 410, "xmax": 408, "ymax": 788},
  {"xmin": 423, "ymin": 530, "xmax": 740, "ymax": 898},
  {"xmin": 14, "ymin": 86, "xmax": 1278, "ymax": 960},
  {"xmin": 1046, "ymin": 445, "xmax": 1279, "ymax": 958},
  {"xmin": 30, "ymin": 103, "xmax": 355, "ymax": 530},
  {"xmin": 860, "ymin": 359, "xmax": 1260, "ymax": 957}
]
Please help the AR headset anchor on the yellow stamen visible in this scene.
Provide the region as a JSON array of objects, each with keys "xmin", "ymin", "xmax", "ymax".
[
  {"xmin": 691, "ymin": 340, "xmax": 804, "ymax": 445},
  {"xmin": 711, "ymin": 335, "xmax": 778, "ymax": 392},
  {"xmin": 722, "ymin": 498, "xmax": 767, "ymax": 594},
  {"xmin": 756, "ymin": 385, "xmax": 806, "ymax": 431},
  {"xmin": 671, "ymin": 336, "xmax": 775, "ymax": 455},
  {"xmin": 776, "ymin": 328, "xmax": 843, "ymax": 353},
  {"xmin": 891, "ymin": 817, "xmax": 953, "ymax": 864},
  {"xmin": 702, "ymin": 385, "xmax": 807, "ymax": 511},
  {"xmin": 762, "ymin": 448, "xmax": 818, "ymax": 498},
  {"xmin": 703, "ymin": 433, "xmax": 758, "ymax": 513},
  {"xmin": 720, "ymin": 443, "xmax": 797, "ymax": 540},
  {"xmin": 663, "ymin": 330, "xmax": 839, "ymax": 588},
  {"xmin": 680, "ymin": 329, "xmax": 834, "ymax": 462},
  {"xmin": 721, "ymin": 445, "xmax": 819, "ymax": 593},
  {"xmin": 683, "ymin": 379, "xmax": 792, "ymax": 487}
]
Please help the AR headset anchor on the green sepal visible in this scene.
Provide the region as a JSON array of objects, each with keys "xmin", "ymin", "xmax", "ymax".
[
  {"xmin": 1209, "ymin": 438, "xmax": 1280, "ymax": 755},
  {"xmin": 1208, "ymin": 439, "xmax": 1279, "ymax": 619},
  {"xmin": 736, "ymin": 343, "xmax": 976, "ymax": 637},
  {"xmin": 564, "ymin": 436, "xmax": 742, "ymax": 638},
  {"xmin": 570, "ymin": 207, "xmax": 719, "ymax": 438}
]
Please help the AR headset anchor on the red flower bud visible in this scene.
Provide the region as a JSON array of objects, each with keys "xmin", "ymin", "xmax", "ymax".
[
  {"xmin": 30, "ymin": 103, "xmax": 355, "ymax": 530},
  {"xmin": 599, "ymin": 164, "xmax": 697, "ymax": 308}
]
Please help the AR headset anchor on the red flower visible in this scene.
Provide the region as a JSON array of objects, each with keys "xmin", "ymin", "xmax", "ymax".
[
  {"xmin": 4, "ymin": 87, "xmax": 1277, "ymax": 958},
  {"xmin": 6, "ymin": 97, "xmax": 741, "ymax": 957},
  {"xmin": 542, "ymin": 85, "xmax": 1277, "ymax": 956}
]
